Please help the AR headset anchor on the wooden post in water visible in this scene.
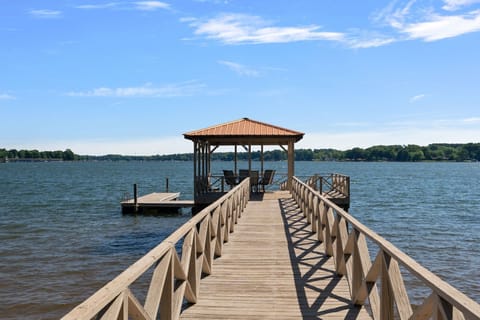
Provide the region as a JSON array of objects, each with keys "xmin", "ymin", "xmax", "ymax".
[
  {"xmin": 133, "ymin": 183, "xmax": 138, "ymax": 213},
  {"xmin": 165, "ymin": 178, "xmax": 169, "ymax": 192}
]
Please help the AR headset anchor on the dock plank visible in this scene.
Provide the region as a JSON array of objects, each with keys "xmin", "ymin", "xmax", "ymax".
[
  {"xmin": 180, "ymin": 193, "xmax": 371, "ymax": 319},
  {"xmin": 121, "ymin": 192, "xmax": 180, "ymax": 205}
]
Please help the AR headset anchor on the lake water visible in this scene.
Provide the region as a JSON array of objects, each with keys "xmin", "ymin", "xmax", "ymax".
[{"xmin": 1, "ymin": 161, "xmax": 479, "ymax": 319}]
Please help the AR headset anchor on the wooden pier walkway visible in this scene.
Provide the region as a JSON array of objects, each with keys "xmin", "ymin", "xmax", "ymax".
[
  {"xmin": 63, "ymin": 176, "xmax": 480, "ymax": 320},
  {"xmin": 180, "ymin": 192, "xmax": 370, "ymax": 319}
]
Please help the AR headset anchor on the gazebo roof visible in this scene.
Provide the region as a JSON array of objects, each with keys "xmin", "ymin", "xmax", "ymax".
[{"xmin": 183, "ymin": 118, "xmax": 304, "ymax": 145}]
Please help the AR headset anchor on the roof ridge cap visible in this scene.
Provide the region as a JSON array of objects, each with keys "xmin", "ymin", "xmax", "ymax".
[{"xmin": 183, "ymin": 118, "xmax": 305, "ymax": 137}]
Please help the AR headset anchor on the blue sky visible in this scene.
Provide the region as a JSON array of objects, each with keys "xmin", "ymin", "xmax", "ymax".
[{"xmin": 1, "ymin": 0, "xmax": 479, "ymax": 155}]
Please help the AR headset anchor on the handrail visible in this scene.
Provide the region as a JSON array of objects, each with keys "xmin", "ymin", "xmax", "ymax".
[
  {"xmin": 303, "ymin": 173, "xmax": 350, "ymax": 198},
  {"xmin": 62, "ymin": 178, "xmax": 251, "ymax": 320},
  {"xmin": 291, "ymin": 176, "xmax": 480, "ymax": 320}
]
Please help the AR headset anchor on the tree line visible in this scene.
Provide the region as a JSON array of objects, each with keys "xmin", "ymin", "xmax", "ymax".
[
  {"xmin": 324, "ymin": 143, "xmax": 480, "ymax": 162},
  {"xmin": 2, "ymin": 143, "xmax": 479, "ymax": 162},
  {"xmin": 0, "ymin": 148, "xmax": 77, "ymax": 161}
]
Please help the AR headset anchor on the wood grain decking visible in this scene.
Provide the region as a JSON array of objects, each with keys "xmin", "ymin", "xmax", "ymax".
[
  {"xmin": 121, "ymin": 192, "xmax": 195, "ymax": 214},
  {"xmin": 121, "ymin": 192, "xmax": 180, "ymax": 205},
  {"xmin": 180, "ymin": 192, "xmax": 371, "ymax": 319}
]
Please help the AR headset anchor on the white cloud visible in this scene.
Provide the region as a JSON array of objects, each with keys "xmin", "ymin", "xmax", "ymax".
[
  {"xmin": 218, "ymin": 60, "xmax": 260, "ymax": 77},
  {"xmin": 376, "ymin": 1, "xmax": 480, "ymax": 41},
  {"xmin": 75, "ymin": 2, "xmax": 170, "ymax": 11},
  {"xmin": 0, "ymin": 93, "xmax": 15, "ymax": 100},
  {"xmin": 347, "ymin": 36, "xmax": 396, "ymax": 48},
  {"xmin": 75, "ymin": 3, "xmax": 119, "ymax": 10},
  {"xmin": 409, "ymin": 94, "xmax": 427, "ymax": 102},
  {"xmin": 387, "ymin": 0, "xmax": 418, "ymax": 28},
  {"xmin": 187, "ymin": 13, "xmax": 345, "ymax": 44},
  {"xmin": 443, "ymin": 0, "xmax": 480, "ymax": 11},
  {"xmin": 29, "ymin": 9, "xmax": 62, "ymax": 18},
  {"xmin": 184, "ymin": 2, "xmax": 480, "ymax": 48},
  {"xmin": 67, "ymin": 82, "xmax": 205, "ymax": 97},
  {"xmin": 401, "ymin": 10, "xmax": 480, "ymax": 41},
  {"xmin": 180, "ymin": 17, "xmax": 197, "ymax": 23},
  {"xmin": 134, "ymin": 1, "xmax": 170, "ymax": 11}
]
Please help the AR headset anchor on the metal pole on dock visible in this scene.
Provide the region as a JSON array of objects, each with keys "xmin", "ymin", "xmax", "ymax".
[{"xmin": 133, "ymin": 183, "xmax": 138, "ymax": 213}]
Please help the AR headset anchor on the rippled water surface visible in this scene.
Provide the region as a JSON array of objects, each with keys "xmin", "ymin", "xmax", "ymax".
[{"xmin": 0, "ymin": 161, "xmax": 479, "ymax": 319}]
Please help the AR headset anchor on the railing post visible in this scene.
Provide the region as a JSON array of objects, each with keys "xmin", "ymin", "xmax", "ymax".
[
  {"xmin": 346, "ymin": 176, "xmax": 350, "ymax": 198},
  {"xmin": 380, "ymin": 252, "xmax": 395, "ymax": 320}
]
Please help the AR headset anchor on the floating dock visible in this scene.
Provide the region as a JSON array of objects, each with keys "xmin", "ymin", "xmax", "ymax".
[{"xmin": 121, "ymin": 192, "xmax": 195, "ymax": 214}]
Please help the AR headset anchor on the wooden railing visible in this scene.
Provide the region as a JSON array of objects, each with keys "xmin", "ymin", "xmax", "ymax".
[
  {"xmin": 305, "ymin": 173, "xmax": 350, "ymax": 198},
  {"xmin": 291, "ymin": 176, "xmax": 480, "ymax": 320},
  {"xmin": 209, "ymin": 172, "xmax": 286, "ymax": 192},
  {"xmin": 62, "ymin": 178, "xmax": 250, "ymax": 320}
]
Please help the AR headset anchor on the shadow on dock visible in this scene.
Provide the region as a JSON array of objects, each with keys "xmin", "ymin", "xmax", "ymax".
[{"xmin": 279, "ymin": 197, "xmax": 366, "ymax": 319}]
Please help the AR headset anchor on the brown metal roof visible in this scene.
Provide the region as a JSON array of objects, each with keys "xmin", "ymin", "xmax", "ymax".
[{"xmin": 184, "ymin": 118, "xmax": 304, "ymax": 144}]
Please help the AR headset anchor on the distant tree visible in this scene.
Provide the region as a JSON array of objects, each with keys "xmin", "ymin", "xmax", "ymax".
[
  {"xmin": 365, "ymin": 145, "xmax": 398, "ymax": 161},
  {"xmin": 462, "ymin": 143, "xmax": 480, "ymax": 160},
  {"xmin": 264, "ymin": 150, "xmax": 286, "ymax": 161},
  {"xmin": 63, "ymin": 149, "xmax": 75, "ymax": 161},
  {"xmin": 345, "ymin": 147, "xmax": 366, "ymax": 160},
  {"xmin": 295, "ymin": 149, "xmax": 314, "ymax": 161},
  {"xmin": 396, "ymin": 148, "xmax": 409, "ymax": 161},
  {"xmin": 424, "ymin": 144, "xmax": 444, "ymax": 160},
  {"xmin": 52, "ymin": 150, "xmax": 64, "ymax": 159},
  {"xmin": 313, "ymin": 149, "xmax": 343, "ymax": 161},
  {"xmin": 30, "ymin": 149, "xmax": 40, "ymax": 159},
  {"xmin": 442, "ymin": 146, "xmax": 458, "ymax": 160},
  {"xmin": 397, "ymin": 145, "xmax": 425, "ymax": 161},
  {"xmin": 7, "ymin": 149, "xmax": 18, "ymax": 159}
]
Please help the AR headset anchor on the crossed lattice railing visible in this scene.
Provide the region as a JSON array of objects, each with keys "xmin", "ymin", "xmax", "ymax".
[
  {"xmin": 304, "ymin": 173, "xmax": 350, "ymax": 197},
  {"xmin": 62, "ymin": 178, "xmax": 250, "ymax": 320},
  {"xmin": 291, "ymin": 176, "xmax": 480, "ymax": 320}
]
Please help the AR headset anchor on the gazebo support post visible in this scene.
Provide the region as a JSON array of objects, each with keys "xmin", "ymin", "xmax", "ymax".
[
  {"xmin": 288, "ymin": 140, "xmax": 294, "ymax": 190},
  {"xmin": 207, "ymin": 143, "xmax": 211, "ymax": 177},
  {"xmin": 261, "ymin": 145, "xmax": 264, "ymax": 176},
  {"xmin": 234, "ymin": 145, "xmax": 238, "ymax": 175},
  {"xmin": 193, "ymin": 141, "xmax": 197, "ymax": 197},
  {"xmin": 248, "ymin": 144, "xmax": 252, "ymax": 172}
]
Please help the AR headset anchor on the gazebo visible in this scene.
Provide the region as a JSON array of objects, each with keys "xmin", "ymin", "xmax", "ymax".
[{"xmin": 183, "ymin": 118, "xmax": 304, "ymax": 202}]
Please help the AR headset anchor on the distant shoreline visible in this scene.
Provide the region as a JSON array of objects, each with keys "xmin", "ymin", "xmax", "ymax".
[
  {"xmin": 2, "ymin": 143, "xmax": 479, "ymax": 162},
  {"xmin": 3, "ymin": 159, "xmax": 478, "ymax": 164}
]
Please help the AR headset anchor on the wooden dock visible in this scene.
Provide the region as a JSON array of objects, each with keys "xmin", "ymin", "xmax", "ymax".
[
  {"xmin": 121, "ymin": 192, "xmax": 195, "ymax": 214},
  {"xmin": 63, "ymin": 177, "xmax": 480, "ymax": 320},
  {"xmin": 180, "ymin": 191, "xmax": 371, "ymax": 319}
]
